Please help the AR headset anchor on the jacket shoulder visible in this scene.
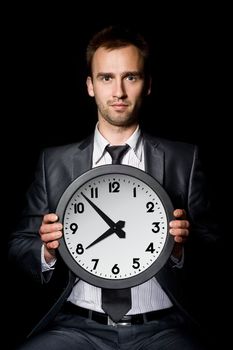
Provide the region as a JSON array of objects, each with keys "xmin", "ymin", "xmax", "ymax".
[
  {"xmin": 143, "ymin": 133, "xmax": 197, "ymax": 155},
  {"xmin": 42, "ymin": 134, "xmax": 93, "ymax": 161}
]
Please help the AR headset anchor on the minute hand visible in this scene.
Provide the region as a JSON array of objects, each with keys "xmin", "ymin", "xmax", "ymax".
[{"xmin": 80, "ymin": 192, "xmax": 125, "ymax": 238}]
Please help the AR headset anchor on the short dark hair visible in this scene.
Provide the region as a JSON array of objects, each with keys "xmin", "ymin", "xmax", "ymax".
[{"xmin": 86, "ymin": 25, "xmax": 151, "ymax": 77}]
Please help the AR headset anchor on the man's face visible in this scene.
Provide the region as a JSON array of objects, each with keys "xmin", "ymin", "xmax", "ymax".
[{"xmin": 87, "ymin": 45, "xmax": 150, "ymax": 127}]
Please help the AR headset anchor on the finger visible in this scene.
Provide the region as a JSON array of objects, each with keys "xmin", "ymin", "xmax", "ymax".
[
  {"xmin": 169, "ymin": 228, "xmax": 189, "ymax": 237},
  {"xmin": 41, "ymin": 230, "xmax": 63, "ymax": 243},
  {"xmin": 40, "ymin": 222, "xmax": 63, "ymax": 235},
  {"xmin": 169, "ymin": 220, "xmax": 190, "ymax": 229},
  {"xmin": 174, "ymin": 235, "xmax": 187, "ymax": 244},
  {"xmin": 42, "ymin": 213, "xmax": 59, "ymax": 225},
  {"xmin": 45, "ymin": 240, "xmax": 60, "ymax": 250},
  {"xmin": 173, "ymin": 209, "xmax": 186, "ymax": 219}
]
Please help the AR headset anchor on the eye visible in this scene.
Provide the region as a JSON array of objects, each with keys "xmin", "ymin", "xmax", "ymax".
[
  {"xmin": 101, "ymin": 75, "xmax": 112, "ymax": 82},
  {"xmin": 126, "ymin": 74, "xmax": 138, "ymax": 82}
]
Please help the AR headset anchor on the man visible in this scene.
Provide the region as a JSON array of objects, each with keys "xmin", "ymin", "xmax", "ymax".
[{"xmin": 9, "ymin": 25, "xmax": 218, "ymax": 349}]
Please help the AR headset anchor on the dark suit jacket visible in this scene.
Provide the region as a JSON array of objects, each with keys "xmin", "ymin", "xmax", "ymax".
[{"xmin": 8, "ymin": 132, "xmax": 219, "ymax": 337}]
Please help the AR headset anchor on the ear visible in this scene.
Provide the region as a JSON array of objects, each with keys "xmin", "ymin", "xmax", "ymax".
[
  {"xmin": 145, "ymin": 77, "xmax": 152, "ymax": 96},
  {"xmin": 86, "ymin": 76, "xmax": 95, "ymax": 97}
]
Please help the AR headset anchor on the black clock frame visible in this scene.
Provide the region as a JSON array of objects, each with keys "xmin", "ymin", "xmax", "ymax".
[{"xmin": 57, "ymin": 164, "xmax": 174, "ymax": 289}]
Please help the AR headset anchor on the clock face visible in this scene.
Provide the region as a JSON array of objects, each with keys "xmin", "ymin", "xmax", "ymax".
[{"xmin": 57, "ymin": 165, "xmax": 174, "ymax": 289}]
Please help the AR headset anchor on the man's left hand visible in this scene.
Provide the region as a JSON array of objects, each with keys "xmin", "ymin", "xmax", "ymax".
[{"xmin": 169, "ymin": 209, "xmax": 189, "ymax": 259}]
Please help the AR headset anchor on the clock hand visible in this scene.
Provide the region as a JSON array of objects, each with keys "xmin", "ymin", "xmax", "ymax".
[
  {"xmin": 86, "ymin": 220, "xmax": 125, "ymax": 249},
  {"xmin": 81, "ymin": 192, "xmax": 125, "ymax": 238}
]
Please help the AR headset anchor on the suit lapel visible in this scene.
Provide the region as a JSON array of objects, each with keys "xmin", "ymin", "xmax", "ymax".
[
  {"xmin": 143, "ymin": 133, "xmax": 164, "ymax": 186},
  {"xmin": 72, "ymin": 134, "xmax": 94, "ymax": 180}
]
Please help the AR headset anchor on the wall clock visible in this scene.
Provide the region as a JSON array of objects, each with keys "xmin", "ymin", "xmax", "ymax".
[{"xmin": 57, "ymin": 165, "xmax": 174, "ymax": 289}]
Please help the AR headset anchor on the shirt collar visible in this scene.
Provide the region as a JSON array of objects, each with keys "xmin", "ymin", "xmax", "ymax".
[{"xmin": 93, "ymin": 123, "xmax": 143, "ymax": 165}]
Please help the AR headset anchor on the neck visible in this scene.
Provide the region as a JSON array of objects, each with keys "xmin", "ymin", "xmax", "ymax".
[{"xmin": 98, "ymin": 121, "xmax": 139, "ymax": 145}]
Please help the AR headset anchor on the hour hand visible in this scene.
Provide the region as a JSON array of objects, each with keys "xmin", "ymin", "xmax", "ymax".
[
  {"xmin": 81, "ymin": 192, "xmax": 125, "ymax": 236},
  {"xmin": 86, "ymin": 220, "xmax": 125, "ymax": 249}
]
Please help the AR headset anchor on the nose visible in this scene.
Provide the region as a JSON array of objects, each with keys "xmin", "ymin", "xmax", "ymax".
[{"xmin": 112, "ymin": 78, "xmax": 127, "ymax": 100}]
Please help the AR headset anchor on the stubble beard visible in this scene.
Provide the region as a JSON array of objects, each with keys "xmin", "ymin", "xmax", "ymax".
[{"xmin": 97, "ymin": 102, "xmax": 140, "ymax": 127}]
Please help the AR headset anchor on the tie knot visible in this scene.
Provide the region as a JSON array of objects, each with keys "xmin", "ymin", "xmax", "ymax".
[{"xmin": 106, "ymin": 144, "xmax": 130, "ymax": 164}]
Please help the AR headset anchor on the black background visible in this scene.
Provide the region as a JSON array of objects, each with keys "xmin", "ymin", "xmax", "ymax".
[{"xmin": 4, "ymin": 4, "xmax": 231, "ymax": 348}]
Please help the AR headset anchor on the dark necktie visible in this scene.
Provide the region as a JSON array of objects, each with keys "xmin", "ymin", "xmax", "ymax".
[
  {"xmin": 101, "ymin": 144, "xmax": 132, "ymax": 322},
  {"xmin": 105, "ymin": 144, "xmax": 130, "ymax": 165}
]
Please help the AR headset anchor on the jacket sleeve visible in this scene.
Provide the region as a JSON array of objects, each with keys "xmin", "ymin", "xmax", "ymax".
[
  {"xmin": 187, "ymin": 145, "xmax": 220, "ymax": 247},
  {"xmin": 8, "ymin": 150, "xmax": 50, "ymax": 284}
]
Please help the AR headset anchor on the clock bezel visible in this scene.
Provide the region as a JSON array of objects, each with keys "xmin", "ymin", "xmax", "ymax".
[{"xmin": 57, "ymin": 164, "xmax": 174, "ymax": 289}]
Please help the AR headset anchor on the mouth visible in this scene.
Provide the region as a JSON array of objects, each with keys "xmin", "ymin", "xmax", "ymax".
[{"xmin": 110, "ymin": 103, "xmax": 128, "ymax": 111}]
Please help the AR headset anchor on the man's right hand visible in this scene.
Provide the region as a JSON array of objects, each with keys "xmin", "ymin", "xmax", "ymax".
[{"xmin": 39, "ymin": 213, "xmax": 63, "ymax": 263}]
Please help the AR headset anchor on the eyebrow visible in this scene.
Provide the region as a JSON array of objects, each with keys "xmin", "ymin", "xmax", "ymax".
[{"xmin": 96, "ymin": 71, "xmax": 143, "ymax": 79}]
